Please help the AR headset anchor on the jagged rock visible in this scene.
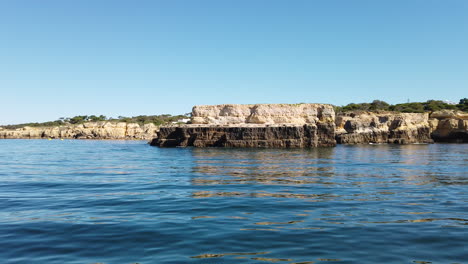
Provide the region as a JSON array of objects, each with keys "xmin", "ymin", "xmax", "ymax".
[
  {"xmin": 335, "ymin": 112, "xmax": 433, "ymax": 144},
  {"xmin": 430, "ymin": 110, "xmax": 468, "ymax": 143},
  {"xmin": 155, "ymin": 104, "xmax": 467, "ymax": 148}
]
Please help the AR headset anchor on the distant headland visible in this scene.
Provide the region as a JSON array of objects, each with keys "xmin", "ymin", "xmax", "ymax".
[{"xmin": 0, "ymin": 114, "xmax": 188, "ymax": 140}]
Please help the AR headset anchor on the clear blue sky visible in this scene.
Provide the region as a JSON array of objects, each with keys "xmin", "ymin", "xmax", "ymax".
[{"xmin": 1, "ymin": 0, "xmax": 467, "ymax": 124}]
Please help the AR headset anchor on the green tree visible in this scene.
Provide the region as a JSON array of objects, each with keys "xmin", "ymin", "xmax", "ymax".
[
  {"xmin": 88, "ymin": 115, "xmax": 107, "ymax": 122},
  {"xmin": 369, "ymin": 100, "xmax": 390, "ymax": 111},
  {"xmin": 69, "ymin": 115, "xmax": 88, "ymax": 124},
  {"xmin": 457, "ymin": 98, "xmax": 468, "ymax": 112}
]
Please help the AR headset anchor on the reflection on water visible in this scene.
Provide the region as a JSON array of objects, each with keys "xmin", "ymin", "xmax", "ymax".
[
  {"xmin": 184, "ymin": 145, "xmax": 467, "ymax": 263},
  {"xmin": 190, "ymin": 251, "xmax": 270, "ymax": 258},
  {"xmin": 191, "ymin": 148, "xmax": 336, "ymax": 185},
  {"xmin": 0, "ymin": 140, "xmax": 467, "ymax": 264}
]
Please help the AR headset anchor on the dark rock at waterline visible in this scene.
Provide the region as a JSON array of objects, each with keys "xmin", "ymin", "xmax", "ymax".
[
  {"xmin": 431, "ymin": 131, "xmax": 468, "ymax": 143},
  {"xmin": 150, "ymin": 123, "xmax": 336, "ymax": 148}
]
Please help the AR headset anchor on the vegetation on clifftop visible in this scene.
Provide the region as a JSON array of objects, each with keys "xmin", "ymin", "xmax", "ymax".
[
  {"xmin": 108, "ymin": 114, "xmax": 189, "ymax": 126},
  {"xmin": 2, "ymin": 98, "xmax": 467, "ymax": 129},
  {"xmin": 1, "ymin": 114, "xmax": 189, "ymax": 130},
  {"xmin": 334, "ymin": 98, "xmax": 468, "ymax": 113}
]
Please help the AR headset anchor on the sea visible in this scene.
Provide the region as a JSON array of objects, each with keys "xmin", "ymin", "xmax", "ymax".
[{"xmin": 0, "ymin": 140, "xmax": 466, "ymax": 264}]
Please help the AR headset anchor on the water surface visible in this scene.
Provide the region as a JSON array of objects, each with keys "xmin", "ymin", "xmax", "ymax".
[{"xmin": 0, "ymin": 140, "xmax": 466, "ymax": 263}]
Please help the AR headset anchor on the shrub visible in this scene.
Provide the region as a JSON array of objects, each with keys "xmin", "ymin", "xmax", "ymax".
[{"xmin": 337, "ymin": 98, "xmax": 466, "ymax": 113}]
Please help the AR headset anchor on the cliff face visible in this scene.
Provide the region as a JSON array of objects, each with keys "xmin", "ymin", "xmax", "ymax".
[
  {"xmin": 152, "ymin": 104, "xmax": 337, "ymax": 148},
  {"xmin": 335, "ymin": 112, "xmax": 433, "ymax": 144},
  {"xmin": 154, "ymin": 104, "xmax": 467, "ymax": 148},
  {"xmin": 3, "ymin": 106, "xmax": 466, "ymax": 145},
  {"xmin": 191, "ymin": 104, "xmax": 335, "ymax": 125},
  {"xmin": 0, "ymin": 122, "xmax": 158, "ymax": 140},
  {"xmin": 429, "ymin": 110, "xmax": 468, "ymax": 143},
  {"xmin": 152, "ymin": 124, "xmax": 336, "ymax": 148},
  {"xmin": 335, "ymin": 110, "xmax": 468, "ymax": 144}
]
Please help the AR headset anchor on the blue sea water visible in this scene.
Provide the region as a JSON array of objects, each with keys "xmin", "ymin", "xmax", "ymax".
[{"xmin": 0, "ymin": 140, "xmax": 466, "ymax": 264}]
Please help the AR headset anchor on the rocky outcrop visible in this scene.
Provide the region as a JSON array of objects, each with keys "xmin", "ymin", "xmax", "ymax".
[
  {"xmin": 429, "ymin": 110, "xmax": 468, "ymax": 143},
  {"xmin": 334, "ymin": 110, "xmax": 468, "ymax": 144},
  {"xmin": 151, "ymin": 123, "xmax": 336, "ymax": 148},
  {"xmin": 152, "ymin": 104, "xmax": 337, "ymax": 148},
  {"xmin": 335, "ymin": 112, "xmax": 433, "ymax": 144},
  {"xmin": 0, "ymin": 122, "xmax": 158, "ymax": 140},
  {"xmin": 153, "ymin": 104, "xmax": 467, "ymax": 148}
]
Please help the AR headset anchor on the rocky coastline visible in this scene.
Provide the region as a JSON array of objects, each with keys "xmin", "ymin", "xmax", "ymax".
[
  {"xmin": 336, "ymin": 110, "xmax": 467, "ymax": 144},
  {"xmin": 2, "ymin": 104, "xmax": 466, "ymax": 145},
  {"xmin": 0, "ymin": 122, "xmax": 158, "ymax": 140},
  {"xmin": 151, "ymin": 104, "xmax": 468, "ymax": 148}
]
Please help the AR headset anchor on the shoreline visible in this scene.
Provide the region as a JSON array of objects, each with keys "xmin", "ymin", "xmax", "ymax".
[
  {"xmin": 152, "ymin": 104, "xmax": 467, "ymax": 148},
  {"xmin": 2, "ymin": 104, "xmax": 467, "ymax": 146},
  {"xmin": 0, "ymin": 121, "xmax": 158, "ymax": 141}
]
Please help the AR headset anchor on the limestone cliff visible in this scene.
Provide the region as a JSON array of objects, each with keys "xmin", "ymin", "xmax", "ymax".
[
  {"xmin": 335, "ymin": 112, "xmax": 433, "ymax": 144},
  {"xmin": 335, "ymin": 110, "xmax": 468, "ymax": 144},
  {"xmin": 429, "ymin": 110, "xmax": 468, "ymax": 143},
  {"xmin": 191, "ymin": 103, "xmax": 335, "ymax": 125},
  {"xmin": 3, "ymin": 105, "xmax": 466, "ymax": 145},
  {"xmin": 151, "ymin": 124, "xmax": 336, "ymax": 148},
  {"xmin": 0, "ymin": 122, "xmax": 158, "ymax": 140},
  {"xmin": 152, "ymin": 104, "xmax": 336, "ymax": 148},
  {"xmin": 154, "ymin": 104, "xmax": 467, "ymax": 148}
]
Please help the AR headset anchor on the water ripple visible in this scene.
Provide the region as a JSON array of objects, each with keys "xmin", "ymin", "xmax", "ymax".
[{"xmin": 0, "ymin": 140, "xmax": 466, "ymax": 263}]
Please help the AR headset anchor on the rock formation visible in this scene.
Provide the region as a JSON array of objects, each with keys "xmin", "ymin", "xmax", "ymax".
[
  {"xmin": 152, "ymin": 124, "xmax": 336, "ymax": 148},
  {"xmin": 151, "ymin": 104, "xmax": 336, "ymax": 148},
  {"xmin": 191, "ymin": 104, "xmax": 335, "ymax": 125},
  {"xmin": 429, "ymin": 110, "xmax": 468, "ymax": 143},
  {"xmin": 335, "ymin": 112, "xmax": 433, "ymax": 144},
  {"xmin": 0, "ymin": 122, "xmax": 158, "ymax": 140},
  {"xmin": 153, "ymin": 104, "xmax": 468, "ymax": 148},
  {"xmin": 335, "ymin": 110, "xmax": 468, "ymax": 144},
  {"xmin": 3, "ymin": 105, "xmax": 466, "ymax": 146}
]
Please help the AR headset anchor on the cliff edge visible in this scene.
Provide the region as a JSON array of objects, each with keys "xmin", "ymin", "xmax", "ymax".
[
  {"xmin": 191, "ymin": 103, "xmax": 334, "ymax": 125},
  {"xmin": 152, "ymin": 104, "xmax": 336, "ymax": 148}
]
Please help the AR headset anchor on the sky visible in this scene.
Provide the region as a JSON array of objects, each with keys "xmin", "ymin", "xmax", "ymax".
[{"xmin": 0, "ymin": 0, "xmax": 467, "ymax": 124}]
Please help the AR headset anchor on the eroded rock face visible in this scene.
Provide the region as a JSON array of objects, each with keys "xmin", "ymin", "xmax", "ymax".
[
  {"xmin": 153, "ymin": 104, "xmax": 336, "ymax": 148},
  {"xmin": 429, "ymin": 110, "xmax": 468, "ymax": 143},
  {"xmin": 191, "ymin": 104, "xmax": 335, "ymax": 125},
  {"xmin": 151, "ymin": 124, "xmax": 336, "ymax": 148},
  {"xmin": 0, "ymin": 122, "xmax": 158, "ymax": 140},
  {"xmin": 155, "ymin": 104, "xmax": 468, "ymax": 148},
  {"xmin": 335, "ymin": 112, "xmax": 433, "ymax": 144}
]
